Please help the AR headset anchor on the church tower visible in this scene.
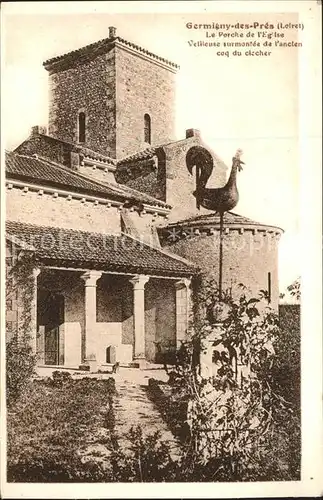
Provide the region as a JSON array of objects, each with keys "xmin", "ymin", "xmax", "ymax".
[{"xmin": 43, "ymin": 27, "xmax": 178, "ymax": 159}]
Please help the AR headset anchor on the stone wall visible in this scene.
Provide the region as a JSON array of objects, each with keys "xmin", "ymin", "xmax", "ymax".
[
  {"xmin": 164, "ymin": 229, "xmax": 280, "ymax": 309},
  {"xmin": 63, "ymin": 280, "xmax": 84, "ymax": 364},
  {"xmin": 115, "ymin": 154, "xmax": 166, "ymax": 202},
  {"xmin": 15, "ymin": 135, "xmax": 71, "ymax": 167},
  {"xmin": 47, "ymin": 50, "xmax": 116, "ymax": 157},
  {"xmin": 6, "ymin": 187, "xmax": 121, "ymax": 234},
  {"xmin": 163, "ymin": 136, "xmax": 227, "ymax": 222},
  {"xmin": 115, "ymin": 47, "xmax": 176, "ymax": 158},
  {"xmin": 115, "ymin": 135, "xmax": 228, "ymax": 222},
  {"xmin": 78, "ymin": 165, "xmax": 117, "ymax": 184},
  {"xmin": 145, "ymin": 278, "xmax": 176, "ymax": 362},
  {"xmin": 46, "ymin": 44, "xmax": 176, "ymax": 160},
  {"xmin": 121, "ymin": 277, "xmax": 177, "ymax": 363}
]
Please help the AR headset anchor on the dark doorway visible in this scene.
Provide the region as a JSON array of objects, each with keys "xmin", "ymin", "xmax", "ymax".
[{"xmin": 37, "ymin": 291, "xmax": 64, "ymax": 365}]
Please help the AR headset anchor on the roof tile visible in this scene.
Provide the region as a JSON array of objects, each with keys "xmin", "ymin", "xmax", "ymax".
[
  {"xmin": 6, "ymin": 221, "xmax": 197, "ymax": 277},
  {"xmin": 43, "ymin": 36, "xmax": 179, "ymax": 71},
  {"xmin": 5, "ymin": 152, "xmax": 170, "ymax": 209}
]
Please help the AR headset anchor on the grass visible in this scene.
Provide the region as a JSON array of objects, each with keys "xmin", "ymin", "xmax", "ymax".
[{"xmin": 7, "ymin": 373, "xmax": 115, "ymax": 482}]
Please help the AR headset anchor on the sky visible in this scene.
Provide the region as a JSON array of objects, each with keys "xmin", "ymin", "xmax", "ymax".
[{"xmin": 2, "ymin": 8, "xmax": 305, "ymax": 290}]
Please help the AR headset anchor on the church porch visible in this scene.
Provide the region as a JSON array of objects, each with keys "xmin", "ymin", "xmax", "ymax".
[
  {"xmin": 6, "ymin": 221, "xmax": 197, "ymax": 372},
  {"xmin": 35, "ymin": 267, "xmax": 192, "ymax": 371}
]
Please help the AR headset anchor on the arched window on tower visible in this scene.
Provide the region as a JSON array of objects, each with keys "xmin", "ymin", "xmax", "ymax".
[
  {"xmin": 144, "ymin": 114, "xmax": 151, "ymax": 144},
  {"xmin": 78, "ymin": 112, "xmax": 86, "ymax": 143}
]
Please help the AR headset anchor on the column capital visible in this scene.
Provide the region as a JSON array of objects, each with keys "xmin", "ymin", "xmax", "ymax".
[
  {"xmin": 174, "ymin": 278, "xmax": 191, "ymax": 290},
  {"xmin": 129, "ymin": 274, "xmax": 150, "ymax": 290},
  {"xmin": 33, "ymin": 267, "xmax": 41, "ymax": 278},
  {"xmin": 81, "ymin": 270, "xmax": 102, "ymax": 287}
]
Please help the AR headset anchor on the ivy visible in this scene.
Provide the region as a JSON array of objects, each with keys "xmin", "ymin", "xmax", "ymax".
[{"xmin": 6, "ymin": 245, "xmax": 38, "ymax": 406}]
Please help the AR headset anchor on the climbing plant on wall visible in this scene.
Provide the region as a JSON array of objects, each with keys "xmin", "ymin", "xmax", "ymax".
[{"xmin": 6, "ymin": 246, "xmax": 37, "ymax": 406}]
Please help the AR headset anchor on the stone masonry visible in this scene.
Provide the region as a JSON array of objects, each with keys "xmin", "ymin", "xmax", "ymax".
[{"xmin": 44, "ymin": 28, "xmax": 177, "ymax": 159}]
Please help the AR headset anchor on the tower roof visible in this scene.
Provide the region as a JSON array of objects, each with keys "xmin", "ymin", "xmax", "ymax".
[
  {"xmin": 43, "ymin": 27, "xmax": 179, "ymax": 73},
  {"xmin": 158, "ymin": 211, "xmax": 284, "ymax": 243}
]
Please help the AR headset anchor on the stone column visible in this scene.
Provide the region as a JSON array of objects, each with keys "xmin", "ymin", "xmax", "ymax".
[
  {"xmin": 129, "ymin": 275, "xmax": 149, "ymax": 367},
  {"xmin": 31, "ymin": 268, "xmax": 41, "ymax": 356},
  {"xmin": 81, "ymin": 271, "xmax": 102, "ymax": 372},
  {"xmin": 175, "ymin": 278, "xmax": 191, "ymax": 349}
]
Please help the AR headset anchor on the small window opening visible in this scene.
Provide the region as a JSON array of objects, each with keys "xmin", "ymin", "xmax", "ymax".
[
  {"xmin": 267, "ymin": 272, "xmax": 272, "ymax": 303},
  {"xmin": 78, "ymin": 112, "xmax": 86, "ymax": 143},
  {"xmin": 144, "ymin": 114, "xmax": 151, "ymax": 144}
]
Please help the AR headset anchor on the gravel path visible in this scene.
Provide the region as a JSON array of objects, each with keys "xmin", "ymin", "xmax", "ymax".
[
  {"xmin": 113, "ymin": 374, "xmax": 180, "ymax": 457},
  {"xmin": 76, "ymin": 367, "xmax": 181, "ymax": 464}
]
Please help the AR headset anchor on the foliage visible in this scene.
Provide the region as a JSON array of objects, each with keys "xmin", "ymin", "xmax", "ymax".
[
  {"xmin": 287, "ymin": 277, "xmax": 301, "ymax": 301},
  {"xmin": 106, "ymin": 426, "xmax": 179, "ymax": 482},
  {"xmin": 6, "ymin": 251, "xmax": 38, "ymax": 407},
  {"xmin": 7, "ymin": 376, "xmax": 115, "ymax": 482},
  {"xmin": 161, "ymin": 278, "xmax": 300, "ymax": 480},
  {"xmin": 7, "ymin": 259, "xmax": 300, "ymax": 482},
  {"xmin": 6, "ymin": 338, "xmax": 37, "ymax": 407},
  {"xmin": 280, "ymin": 276, "xmax": 301, "ymax": 302},
  {"xmin": 276, "ymin": 304, "xmax": 300, "ymax": 406}
]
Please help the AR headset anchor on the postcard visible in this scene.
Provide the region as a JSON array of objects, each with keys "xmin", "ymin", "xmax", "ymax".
[{"xmin": 1, "ymin": 1, "xmax": 322, "ymax": 498}]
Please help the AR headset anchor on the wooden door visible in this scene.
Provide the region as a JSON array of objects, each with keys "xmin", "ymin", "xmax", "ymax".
[
  {"xmin": 44, "ymin": 327, "xmax": 59, "ymax": 365},
  {"xmin": 38, "ymin": 292, "xmax": 65, "ymax": 365}
]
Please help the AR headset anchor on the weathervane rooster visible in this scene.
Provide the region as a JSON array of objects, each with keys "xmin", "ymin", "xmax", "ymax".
[
  {"xmin": 186, "ymin": 146, "xmax": 245, "ymax": 299},
  {"xmin": 186, "ymin": 146, "xmax": 244, "ymax": 213}
]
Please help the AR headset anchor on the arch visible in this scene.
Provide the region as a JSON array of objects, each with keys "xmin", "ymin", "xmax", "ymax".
[
  {"xmin": 144, "ymin": 113, "xmax": 151, "ymax": 144},
  {"xmin": 78, "ymin": 112, "xmax": 86, "ymax": 143}
]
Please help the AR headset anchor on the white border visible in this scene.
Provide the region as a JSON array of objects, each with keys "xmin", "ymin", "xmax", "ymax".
[{"xmin": 1, "ymin": 1, "xmax": 322, "ymax": 498}]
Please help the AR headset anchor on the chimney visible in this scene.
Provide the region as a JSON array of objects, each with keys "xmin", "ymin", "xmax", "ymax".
[
  {"xmin": 186, "ymin": 128, "xmax": 201, "ymax": 139},
  {"xmin": 109, "ymin": 26, "xmax": 117, "ymax": 39},
  {"xmin": 31, "ymin": 125, "xmax": 47, "ymax": 137}
]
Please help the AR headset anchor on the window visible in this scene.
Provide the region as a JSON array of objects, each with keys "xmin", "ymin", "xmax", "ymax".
[
  {"xmin": 268, "ymin": 272, "xmax": 272, "ymax": 303},
  {"xmin": 78, "ymin": 112, "xmax": 86, "ymax": 143},
  {"xmin": 144, "ymin": 113, "xmax": 151, "ymax": 144}
]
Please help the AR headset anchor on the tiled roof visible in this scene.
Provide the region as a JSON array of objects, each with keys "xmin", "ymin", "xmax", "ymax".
[
  {"xmin": 162, "ymin": 211, "xmax": 284, "ymax": 232},
  {"xmin": 15, "ymin": 133, "xmax": 116, "ymax": 165},
  {"xmin": 6, "ymin": 221, "xmax": 197, "ymax": 277},
  {"xmin": 118, "ymin": 147, "xmax": 159, "ymax": 166},
  {"xmin": 5, "ymin": 152, "xmax": 170, "ymax": 209},
  {"xmin": 116, "ymin": 138, "xmax": 229, "ymax": 175},
  {"xmin": 43, "ymin": 35, "xmax": 179, "ymax": 71}
]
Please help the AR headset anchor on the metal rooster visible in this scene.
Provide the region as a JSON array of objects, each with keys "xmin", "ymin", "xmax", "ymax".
[
  {"xmin": 186, "ymin": 146, "xmax": 244, "ymax": 300},
  {"xmin": 186, "ymin": 146, "xmax": 244, "ymax": 213}
]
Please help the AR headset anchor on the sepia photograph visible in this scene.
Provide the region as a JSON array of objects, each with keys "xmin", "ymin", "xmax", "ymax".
[{"xmin": 1, "ymin": 1, "xmax": 322, "ymax": 498}]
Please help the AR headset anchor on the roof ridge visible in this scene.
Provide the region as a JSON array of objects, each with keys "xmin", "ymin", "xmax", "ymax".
[
  {"xmin": 43, "ymin": 34, "xmax": 179, "ymax": 70},
  {"xmin": 36, "ymin": 134, "xmax": 116, "ymax": 164}
]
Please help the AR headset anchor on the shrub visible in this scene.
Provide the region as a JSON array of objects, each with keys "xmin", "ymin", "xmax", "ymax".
[
  {"xmin": 150, "ymin": 279, "xmax": 301, "ymax": 481},
  {"xmin": 6, "ymin": 337, "xmax": 36, "ymax": 407},
  {"xmin": 107, "ymin": 426, "xmax": 179, "ymax": 482}
]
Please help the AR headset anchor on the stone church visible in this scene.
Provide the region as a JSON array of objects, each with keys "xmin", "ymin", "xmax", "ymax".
[{"xmin": 5, "ymin": 27, "xmax": 282, "ymax": 371}]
